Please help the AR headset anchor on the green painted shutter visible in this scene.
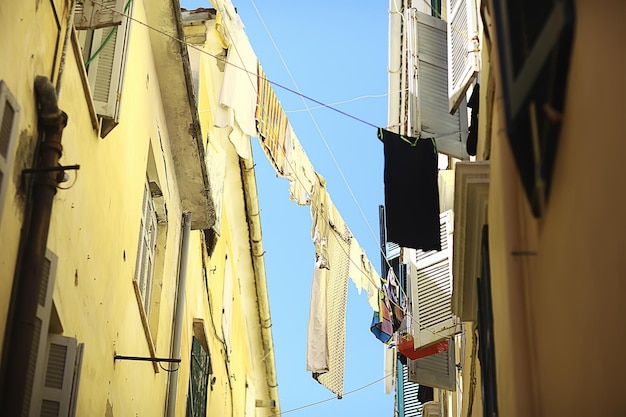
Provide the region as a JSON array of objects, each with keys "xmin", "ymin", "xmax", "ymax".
[{"xmin": 186, "ymin": 337, "xmax": 211, "ymax": 417}]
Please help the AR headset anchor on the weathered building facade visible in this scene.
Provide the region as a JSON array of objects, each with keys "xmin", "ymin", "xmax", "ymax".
[{"xmin": 0, "ymin": 0, "xmax": 279, "ymax": 416}]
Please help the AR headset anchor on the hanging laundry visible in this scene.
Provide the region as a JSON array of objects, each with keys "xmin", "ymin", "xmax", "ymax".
[
  {"xmin": 213, "ymin": 9, "xmax": 257, "ymax": 158},
  {"xmin": 370, "ymin": 286, "xmax": 394, "ymax": 344},
  {"xmin": 255, "ymin": 64, "xmax": 290, "ymax": 176},
  {"xmin": 378, "ymin": 128, "xmax": 441, "ymax": 252},
  {"xmin": 306, "ymin": 175, "xmax": 352, "ymax": 397},
  {"xmin": 285, "ymin": 129, "xmax": 316, "ymax": 206},
  {"xmin": 467, "ymin": 83, "xmax": 480, "ymax": 156},
  {"xmin": 386, "ymin": 267, "xmax": 404, "ymax": 333},
  {"xmin": 347, "ymin": 244, "xmax": 381, "ymax": 312}
]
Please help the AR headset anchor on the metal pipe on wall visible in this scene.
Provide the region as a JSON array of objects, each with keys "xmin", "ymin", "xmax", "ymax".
[
  {"xmin": 166, "ymin": 211, "xmax": 192, "ymax": 417},
  {"xmin": 0, "ymin": 76, "xmax": 68, "ymax": 417}
]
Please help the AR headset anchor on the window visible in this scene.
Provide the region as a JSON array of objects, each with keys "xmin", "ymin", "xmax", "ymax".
[
  {"xmin": 75, "ymin": 0, "xmax": 133, "ymax": 137},
  {"xmin": 0, "ymin": 80, "xmax": 20, "ymax": 220},
  {"xmin": 404, "ymin": 9, "xmax": 469, "ymax": 160},
  {"xmin": 403, "ymin": 211, "xmax": 457, "ymax": 392},
  {"xmin": 396, "ymin": 360, "xmax": 426, "ymax": 417},
  {"xmin": 477, "ymin": 225, "xmax": 498, "ymax": 417},
  {"xmin": 447, "ymin": 0, "xmax": 480, "ymax": 114},
  {"xmin": 35, "ymin": 335, "xmax": 83, "ymax": 417},
  {"xmin": 408, "ymin": 337, "xmax": 456, "ymax": 391},
  {"xmin": 27, "ymin": 250, "xmax": 84, "ymax": 417},
  {"xmin": 406, "ymin": 210, "xmax": 456, "ymax": 349},
  {"xmin": 134, "ymin": 178, "xmax": 157, "ymax": 316},
  {"xmin": 186, "ymin": 336, "xmax": 211, "ymax": 417},
  {"xmin": 490, "ymin": 0, "xmax": 575, "ymax": 216}
]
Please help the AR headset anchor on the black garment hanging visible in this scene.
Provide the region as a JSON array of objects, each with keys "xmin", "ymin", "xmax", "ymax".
[
  {"xmin": 467, "ymin": 83, "xmax": 480, "ymax": 157},
  {"xmin": 417, "ymin": 384, "xmax": 434, "ymax": 403},
  {"xmin": 378, "ymin": 128, "xmax": 441, "ymax": 252}
]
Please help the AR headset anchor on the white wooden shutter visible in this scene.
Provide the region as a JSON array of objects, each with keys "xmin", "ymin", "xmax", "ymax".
[
  {"xmin": 408, "ymin": 337, "xmax": 456, "ymax": 391},
  {"xmin": 83, "ymin": 1, "xmax": 132, "ymax": 135},
  {"xmin": 0, "ymin": 81, "xmax": 20, "ymax": 220},
  {"xmin": 74, "ymin": 0, "xmax": 125, "ymax": 30},
  {"xmin": 447, "ymin": 0, "xmax": 479, "ymax": 114},
  {"xmin": 38, "ymin": 335, "xmax": 79, "ymax": 417},
  {"xmin": 405, "ymin": 9, "xmax": 469, "ymax": 160},
  {"xmin": 408, "ymin": 210, "xmax": 456, "ymax": 349},
  {"xmin": 29, "ymin": 251, "xmax": 58, "ymax": 417}
]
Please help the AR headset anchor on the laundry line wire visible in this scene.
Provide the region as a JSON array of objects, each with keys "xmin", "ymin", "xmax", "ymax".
[
  {"xmin": 223, "ymin": 0, "xmax": 461, "ymax": 349},
  {"xmin": 245, "ymin": 0, "xmax": 401, "ymax": 285},
  {"xmin": 88, "ymin": 0, "xmax": 456, "ymax": 343},
  {"xmin": 85, "ymin": 0, "xmax": 380, "ymax": 129},
  {"xmin": 268, "ymin": 373, "xmax": 393, "ymax": 416}
]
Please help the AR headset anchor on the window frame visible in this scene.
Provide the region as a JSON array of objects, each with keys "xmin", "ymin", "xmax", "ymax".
[
  {"xmin": 75, "ymin": 0, "xmax": 133, "ymax": 138},
  {"xmin": 134, "ymin": 177, "xmax": 158, "ymax": 317},
  {"xmin": 0, "ymin": 80, "xmax": 21, "ymax": 221}
]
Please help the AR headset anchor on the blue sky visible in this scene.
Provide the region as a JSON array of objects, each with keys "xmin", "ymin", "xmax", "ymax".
[{"xmin": 181, "ymin": 1, "xmax": 393, "ymax": 415}]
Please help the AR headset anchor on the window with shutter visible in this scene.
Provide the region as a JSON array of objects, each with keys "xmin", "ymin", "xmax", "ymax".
[
  {"xmin": 134, "ymin": 178, "xmax": 157, "ymax": 317},
  {"xmin": 407, "ymin": 210, "xmax": 456, "ymax": 349},
  {"xmin": 404, "ymin": 9, "xmax": 469, "ymax": 160},
  {"xmin": 477, "ymin": 225, "xmax": 498, "ymax": 416},
  {"xmin": 408, "ymin": 337, "xmax": 456, "ymax": 391},
  {"xmin": 37, "ymin": 335, "xmax": 81, "ymax": 417},
  {"xmin": 0, "ymin": 81, "xmax": 20, "ymax": 220},
  {"xmin": 186, "ymin": 337, "xmax": 211, "ymax": 417},
  {"xmin": 28, "ymin": 251, "xmax": 58, "ymax": 417},
  {"xmin": 397, "ymin": 360, "xmax": 425, "ymax": 417},
  {"xmin": 447, "ymin": 0, "xmax": 480, "ymax": 114},
  {"xmin": 78, "ymin": 0, "xmax": 133, "ymax": 137},
  {"xmin": 490, "ymin": 0, "xmax": 575, "ymax": 217}
]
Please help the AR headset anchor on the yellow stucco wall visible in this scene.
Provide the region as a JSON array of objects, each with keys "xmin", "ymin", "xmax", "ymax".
[
  {"xmin": 481, "ymin": 1, "xmax": 626, "ymax": 416},
  {"xmin": 2, "ymin": 1, "xmax": 275, "ymax": 416}
]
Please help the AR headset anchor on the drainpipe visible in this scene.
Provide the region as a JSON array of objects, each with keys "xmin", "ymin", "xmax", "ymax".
[
  {"xmin": 166, "ymin": 211, "xmax": 192, "ymax": 417},
  {"xmin": 240, "ymin": 156, "xmax": 280, "ymax": 416},
  {"xmin": 1, "ymin": 76, "xmax": 68, "ymax": 417},
  {"xmin": 55, "ymin": 0, "xmax": 76, "ymax": 98}
]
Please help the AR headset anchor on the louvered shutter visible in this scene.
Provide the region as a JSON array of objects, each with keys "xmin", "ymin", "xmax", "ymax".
[
  {"xmin": 405, "ymin": 9, "xmax": 469, "ymax": 160},
  {"xmin": 38, "ymin": 335, "xmax": 78, "ymax": 417},
  {"xmin": 83, "ymin": 0, "xmax": 132, "ymax": 136},
  {"xmin": 74, "ymin": 0, "xmax": 125, "ymax": 30},
  {"xmin": 408, "ymin": 210, "xmax": 455, "ymax": 349},
  {"xmin": 408, "ymin": 337, "xmax": 456, "ymax": 391},
  {"xmin": 447, "ymin": 0, "xmax": 480, "ymax": 114},
  {"xmin": 397, "ymin": 361, "xmax": 424, "ymax": 417},
  {"xmin": 0, "ymin": 81, "xmax": 20, "ymax": 220},
  {"xmin": 28, "ymin": 251, "xmax": 58, "ymax": 417},
  {"xmin": 187, "ymin": 337, "xmax": 210, "ymax": 417}
]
